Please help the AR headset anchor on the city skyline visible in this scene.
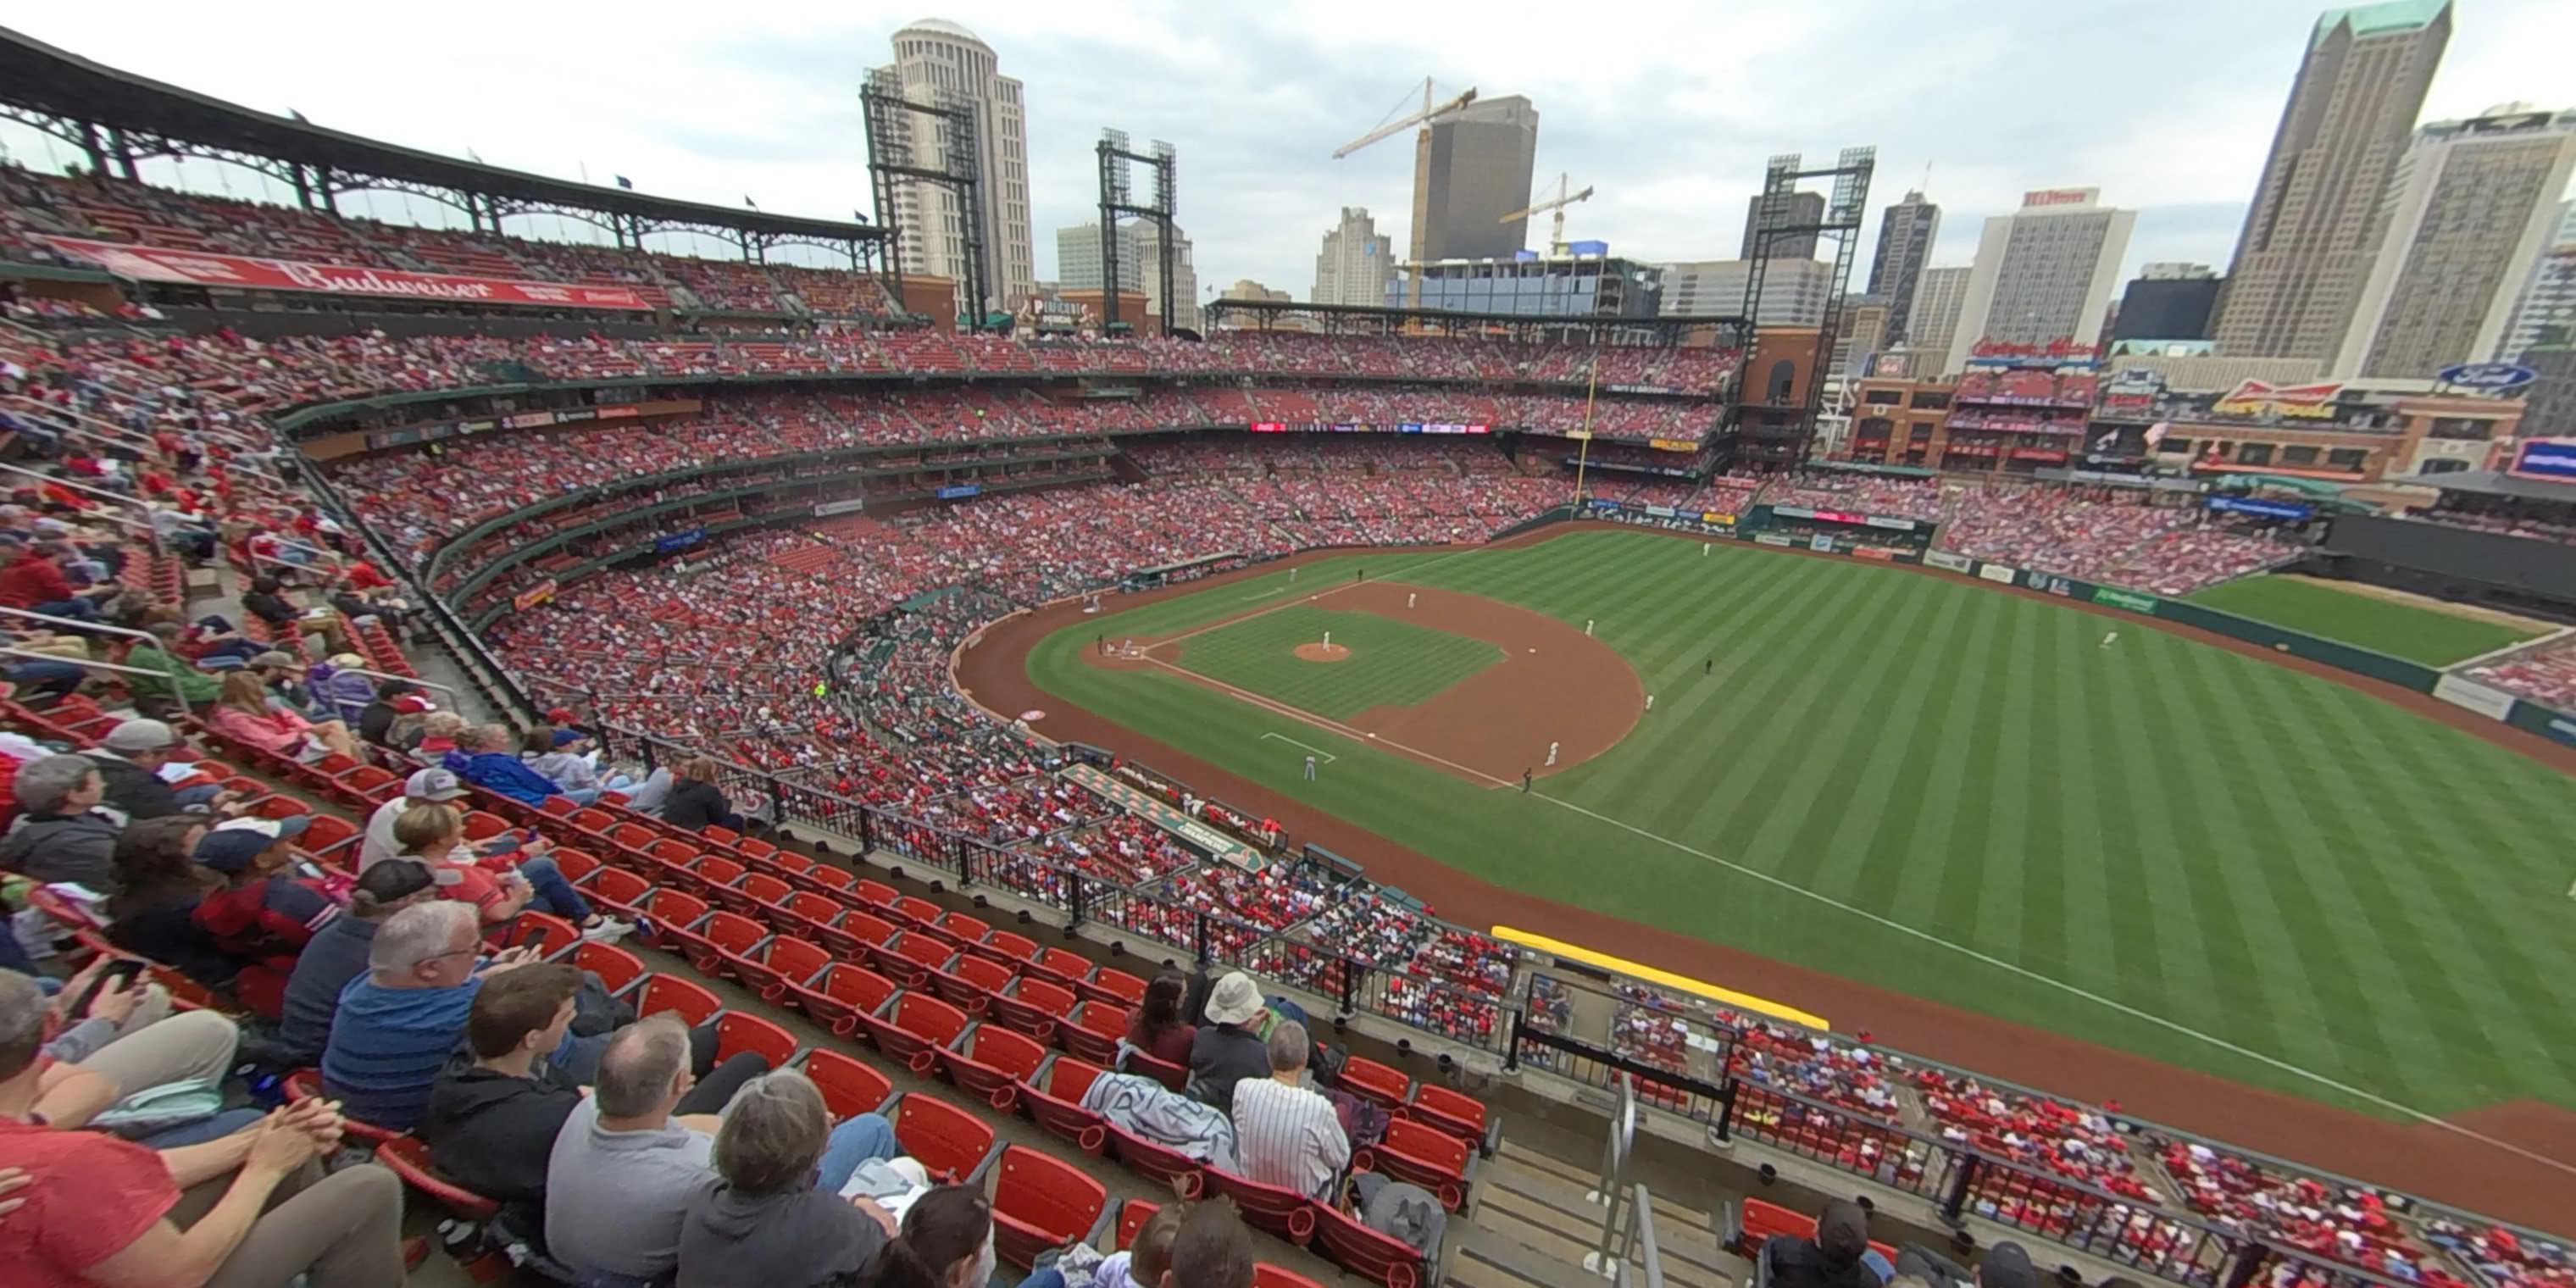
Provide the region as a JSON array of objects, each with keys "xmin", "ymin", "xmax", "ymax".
[{"xmin": 2, "ymin": 1, "xmax": 2568, "ymax": 317}]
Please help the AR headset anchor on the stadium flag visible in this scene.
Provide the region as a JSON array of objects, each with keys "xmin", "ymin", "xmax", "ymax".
[
  {"xmin": 745, "ymin": 195, "xmax": 759, "ymax": 209},
  {"xmin": 617, "ymin": 175, "xmax": 634, "ymax": 190}
]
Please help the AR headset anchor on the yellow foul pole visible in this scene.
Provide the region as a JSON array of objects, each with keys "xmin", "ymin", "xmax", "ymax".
[{"xmin": 1571, "ymin": 343, "xmax": 1601, "ymax": 506}]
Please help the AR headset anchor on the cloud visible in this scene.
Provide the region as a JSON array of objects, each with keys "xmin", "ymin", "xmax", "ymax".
[{"xmin": 5, "ymin": 0, "xmax": 2569, "ymax": 301}]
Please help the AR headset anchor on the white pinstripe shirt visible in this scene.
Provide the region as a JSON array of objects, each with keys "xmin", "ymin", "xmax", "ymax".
[{"xmin": 1230, "ymin": 1074, "xmax": 1350, "ymax": 1202}]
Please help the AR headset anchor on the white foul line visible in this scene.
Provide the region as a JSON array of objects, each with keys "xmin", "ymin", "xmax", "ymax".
[
  {"xmin": 1148, "ymin": 547, "xmax": 1482, "ymax": 651},
  {"xmin": 1143, "ymin": 653, "xmax": 2576, "ymax": 1180},
  {"xmin": 1262, "ymin": 731, "xmax": 1339, "ymax": 763}
]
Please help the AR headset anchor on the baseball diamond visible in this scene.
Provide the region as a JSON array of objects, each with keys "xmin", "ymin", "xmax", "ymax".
[{"xmin": 968, "ymin": 526, "xmax": 2576, "ymax": 1168}]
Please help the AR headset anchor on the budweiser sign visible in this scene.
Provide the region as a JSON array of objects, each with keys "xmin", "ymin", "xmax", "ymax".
[
  {"xmin": 39, "ymin": 236, "xmax": 652, "ymax": 311},
  {"xmin": 2210, "ymin": 378, "xmax": 2343, "ymax": 419}
]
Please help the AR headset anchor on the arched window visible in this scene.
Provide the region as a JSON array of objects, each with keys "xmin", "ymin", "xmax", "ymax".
[{"xmin": 1766, "ymin": 359, "xmax": 1796, "ymax": 403}]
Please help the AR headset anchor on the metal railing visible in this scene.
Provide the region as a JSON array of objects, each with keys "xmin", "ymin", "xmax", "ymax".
[
  {"xmin": 0, "ymin": 607, "xmax": 194, "ymax": 708},
  {"xmin": 1583, "ymin": 1076, "xmax": 1641, "ymax": 1278}
]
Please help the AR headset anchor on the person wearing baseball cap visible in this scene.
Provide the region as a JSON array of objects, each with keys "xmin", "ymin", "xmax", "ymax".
[
  {"xmin": 359, "ymin": 768, "xmax": 472, "ymax": 871},
  {"xmin": 189, "ymin": 816, "xmax": 340, "ymax": 1016},
  {"xmin": 276, "ymin": 858, "xmax": 441, "ymax": 1064},
  {"xmin": 1893, "ymin": 1235, "xmax": 2039, "ymax": 1288},
  {"xmin": 1763, "ymin": 1198, "xmax": 1879, "ymax": 1288},
  {"xmin": 84, "ymin": 717, "xmax": 233, "ymax": 820}
]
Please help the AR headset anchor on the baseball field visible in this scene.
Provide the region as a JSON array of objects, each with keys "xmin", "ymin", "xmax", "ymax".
[{"xmin": 1015, "ymin": 528, "xmax": 2576, "ymax": 1124}]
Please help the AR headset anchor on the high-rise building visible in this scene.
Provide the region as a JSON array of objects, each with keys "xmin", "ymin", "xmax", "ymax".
[
  {"xmin": 1866, "ymin": 190, "xmax": 1940, "ymax": 341},
  {"xmin": 1397, "ymin": 255, "xmax": 1660, "ymax": 318},
  {"xmin": 1904, "ymin": 266, "xmax": 1974, "ymax": 365},
  {"xmin": 1742, "ymin": 190, "xmax": 1826, "ymax": 259},
  {"xmin": 1213, "ymin": 280, "xmax": 1297, "ymax": 330},
  {"xmin": 2333, "ymin": 106, "xmax": 2576, "ymax": 377},
  {"xmin": 1831, "ymin": 295, "xmax": 1894, "ymax": 378},
  {"xmin": 1660, "ymin": 259, "xmax": 1834, "ymax": 325},
  {"xmin": 873, "ymin": 19, "xmax": 1037, "ymax": 316},
  {"xmin": 1415, "ymin": 96, "xmax": 1540, "ymax": 264},
  {"xmin": 1131, "ymin": 219, "xmax": 1200, "ymax": 332},
  {"xmin": 1053, "ymin": 221, "xmax": 1139, "ymax": 293},
  {"xmin": 2111, "ymin": 263, "xmax": 2223, "ymax": 342},
  {"xmin": 2210, "ymin": 0, "xmax": 2451, "ymax": 359},
  {"xmin": 1946, "ymin": 188, "xmax": 2136, "ymax": 374},
  {"xmin": 2499, "ymin": 202, "xmax": 2576, "ymax": 363},
  {"xmin": 1313, "ymin": 208, "xmax": 1398, "ymax": 308}
]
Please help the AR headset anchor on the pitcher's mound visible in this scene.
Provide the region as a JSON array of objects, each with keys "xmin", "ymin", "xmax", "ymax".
[{"xmin": 1294, "ymin": 642, "xmax": 1352, "ymax": 663}]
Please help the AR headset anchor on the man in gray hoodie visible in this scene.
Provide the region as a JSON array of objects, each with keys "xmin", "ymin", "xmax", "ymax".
[{"xmin": 675, "ymin": 1071, "xmax": 900, "ymax": 1288}]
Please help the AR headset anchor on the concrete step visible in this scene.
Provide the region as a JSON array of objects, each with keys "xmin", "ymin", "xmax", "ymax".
[{"xmin": 1477, "ymin": 1142, "xmax": 1746, "ymax": 1288}]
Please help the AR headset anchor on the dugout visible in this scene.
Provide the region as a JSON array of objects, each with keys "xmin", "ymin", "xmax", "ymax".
[
  {"xmin": 1758, "ymin": 503, "xmax": 1933, "ymax": 557},
  {"xmin": 2309, "ymin": 472, "xmax": 2576, "ymax": 624}
]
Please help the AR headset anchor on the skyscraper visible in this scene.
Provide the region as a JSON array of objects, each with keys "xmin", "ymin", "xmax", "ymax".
[
  {"xmin": 1742, "ymin": 191, "xmax": 1826, "ymax": 259},
  {"xmin": 1054, "ymin": 221, "xmax": 1139, "ymax": 292},
  {"xmin": 1414, "ymin": 96, "xmax": 1539, "ymax": 263},
  {"xmin": 2499, "ymin": 202, "xmax": 2576, "ymax": 363},
  {"xmin": 1314, "ymin": 208, "xmax": 1398, "ymax": 307},
  {"xmin": 1905, "ymin": 266, "xmax": 1974, "ymax": 364},
  {"xmin": 2110, "ymin": 264, "xmax": 2223, "ymax": 342},
  {"xmin": 1131, "ymin": 220, "xmax": 1200, "ymax": 332},
  {"xmin": 2210, "ymin": 0, "xmax": 2451, "ymax": 358},
  {"xmin": 1659, "ymin": 259, "xmax": 1835, "ymax": 325},
  {"xmin": 1866, "ymin": 190, "xmax": 1940, "ymax": 341},
  {"xmin": 1946, "ymin": 189, "xmax": 2136, "ymax": 374},
  {"xmin": 873, "ymin": 19, "xmax": 1037, "ymax": 316},
  {"xmin": 2333, "ymin": 106, "xmax": 2576, "ymax": 377}
]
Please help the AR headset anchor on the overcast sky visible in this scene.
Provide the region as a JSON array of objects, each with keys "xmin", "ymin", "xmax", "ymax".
[{"xmin": 7, "ymin": 0, "xmax": 2571, "ymax": 302}]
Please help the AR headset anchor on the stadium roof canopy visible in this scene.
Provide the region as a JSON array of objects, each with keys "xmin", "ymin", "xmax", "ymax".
[
  {"xmin": 0, "ymin": 25, "xmax": 886, "ymax": 247},
  {"xmin": 2401, "ymin": 469, "xmax": 2576, "ymax": 502},
  {"xmin": 1205, "ymin": 297, "xmax": 1752, "ymax": 347}
]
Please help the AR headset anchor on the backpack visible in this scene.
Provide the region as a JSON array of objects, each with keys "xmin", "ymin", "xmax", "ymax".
[{"xmin": 1352, "ymin": 1171, "xmax": 1446, "ymax": 1260}]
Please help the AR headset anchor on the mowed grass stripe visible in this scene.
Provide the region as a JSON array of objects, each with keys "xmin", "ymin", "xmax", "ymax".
[
  {"xmin": 2185, "ymin": 575, "xmax": 2544, "ymax": 666},
  {"xmin": 1028, "ymin": 530, "xmax": 2576, "ymax": 1113}
]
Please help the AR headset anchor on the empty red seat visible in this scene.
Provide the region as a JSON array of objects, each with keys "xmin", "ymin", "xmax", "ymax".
[
  {"xmin": 1027, "ymin": 947, "xmax": 1095, "ymax": 991},
  {"xmin": 1080, "ymin": 966, "xmax": 1147, "ymax": 1008},
  {"xmin": 937, "ymin": 911, "xmax": 992, "ymax": 945},
  {"xmin": 583, "ymin": 868, "xmax": 653, "ymax": 921},
  {"xmin": 816, "ymin": 906, "xmax": 900, "ymax": 963},
  {"xmin": 636, "ymin": 889, "xmax": 711, "ymax": 958},
  {"xmin": 1338, "ymin": 1057, "xmax": 1410, "ymax": 1112},
  {"xmin": 1357, "ymin": 1118, "xmax": 1473, "ymax": 1211},
  {"xmin": 736, "ymin": 873, "xmax": 796, "ymax": 922},
  {"xmin": 975, "ymin": 929, "xmax": 1038, "ymax": 967},
  {"xmin": 894, "ymin": 1093, "xmax": 996, "ymax": 1183},
  {"xmin": 852, "ymin": 878, "xmax": 901, "ymax": 910},
  {"xmin": 1059, "ymin": 1000, "xmax": 1128, "ymax": 1064},
  {"xmin": 691, "ymin": 909, "xmax": 770, "ymax": 980},
  {"xmin": 927, "ymin": 953, "xmax": 1016, "ymax": 1016},
  {"xmin": 1114, "ymin": 1198, "xmax": 1160, "ymax": 1251},
  {"xmin": 713, "ymin": 1011, "xmax": 798, "ymax": 1069},
  {"xmin": 626, "ymin": 974, "xmax": 720, "ymax": 1026},
  {"xmin": 737, "ymin": 935, "xmax": 831, "ymax": 1007},
  {"xmin": 566, "ymin": 941, "xmax": 646, "ymax": 995},
  {"xmin": 892, "ymin": 895, "xmax": 946, "ymax": 930},
  {"xmin": 1255, "ymin": 1264, "xmax": 1327, "ymax": 1288},
  {"xmin": 986, "ymin": 975, "xmax": 1076, "ymax": 1045},
  {"xmin": 1203, "ymin": 1167, "xmax": 1317, "ymax": 1246},
  {"xmin": 941, "ymin": 1024, "xmax": 1050, "ymax": 1110},
  {"xmin": 1407, "ymin": 1084, "xmax": 1489, "ymax": 1150},
  {"xmin": 802, "ymin": 1047, "xmax": 895, "ymax": 1121},
  {"xmin": 794, "ymin": 963, "xmax": 898, "ymax": 1039},
  {"xmin": 856, "ymin": 991, "xmax": 969, "ymax": 1075},
  {"xmin": 884, "ymin": 933, "xmax": 956, "ymax": 988},
  {"xmin": 991, "ymin": 1146, "xmax": 1108, "ymax": 1269},
  {"xmin": 691, "ymin": 855, "xmax": 748, "ymax": 903},
  {"xmin": 1021, "ymin": 1056, "xmax": 1108, "ymax": 1155},
  {"xmin": 1105, "ymin": 1121, "xmax": 1205, "ymax": 1200}
]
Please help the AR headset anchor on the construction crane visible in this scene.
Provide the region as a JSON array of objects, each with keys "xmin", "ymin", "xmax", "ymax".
[
  {"xmin": 1334, "ymin": 78, "xmax": 1478, "ymax": 308},
  {"xmin": 1502, "ymin": 172, "xmax": 1596, "ymax": 257}
]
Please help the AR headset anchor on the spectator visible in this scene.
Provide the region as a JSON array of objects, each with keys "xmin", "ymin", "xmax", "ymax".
[
  {"xmin": 103, "ymin": 815, "xmax": 236, "ymax": 991},
  {"xmin": 359, "ymin": 767, "xmax": 471, "ymax": 871},
  {"xmin": 391, "ymin": 802, "xmax": 628, "ymax": 941},
  {"xmin": 1892, "ymin": 1239, "xmax": 2036, "ymax": 1288},
  {"xmin": 675, "ymin": 1070, "xmax": 901, "ymax": 1288},
  {"xmin": 0, "ymin": 537, "xmax": 119, "ymax": 620},
  {"xmin": 443, "ymin": 723, "xmax": 567, "ymax": 808},
  {"xmin": 121, "ymin": 622, "xmax": 223, "ymax": 710},
  {"xmin": 208, "ymin": 670, "xmax": 361, "ymax": 762},
  {"xmin": 1024, "ymin": 1200, "xmax": 1180, "ymax": 1288},
  {"xmin": 418, "ymin": 961, "xmax": 589, "ymax": 1231},
  {"xmin": 0, "ymin": 752, "xmax": 120, "ymax": 889},
  {"xmin": 245, "ymin": 651, "xmax": 319, "ymax": 717},
  {"xmin": 1763, "ymin": 1198, "xmax": 1879, "ymax": 1288},
  {"xmin": 852, "ymin": 1185, "xmax": 994, "ymax": 1288},
  {"xmin": 237, "ymin": 575, "xmax": 314, "ymax": 647},
  {"xmin": 0, "ymin": 972, "xmax": 409, "ymax": 1288},
  {"xmin": 190, "ymin": 817, "xmax": 338, "ymax": 1018},
  {"xmin": 658, "ymin": 755, "xmax": 739, "ymax": 833},
  {"xmin": 275, "ymin": 859, "xmax": 441, "ymax": 1067},
  {"xmin": 322, "ymin": 901, "xmax": 566, "ymax": 1131},
  {"xmin": 357, "ymin": 680, "xmax": 430, "ymax": 750},
  {"xmin": 1229, "ymin": 1020, "xmax": 1349, "ymax": 1202},
  {"xmin": 1163, "ymin": 1198, "xmax": 1257, "ymax": 1288},
  {"xmin": 1126, "ymin": 973, "xmax": 1196, "ymax": 1069},
  {"xmin": 25, "ymin": 957, "xmax": 244, "ymax": 1139},
  {"xmin": 408, "ymin": 710, "xmax": 466, "ymax": 769},
  {"xmin": 524, "ymin": 728, "xmax": 627, "ymax": 806},
  {"xmin": 310, "ymin": 654, "xmax": 378, "ymax": 726},
  {"xmin": 1186, "ymin": 971, "xmax": 1272, "ymax": 1113},
  {"xmin": 85, "ymin": 717, "xmax": 230, "ymax": 819}
]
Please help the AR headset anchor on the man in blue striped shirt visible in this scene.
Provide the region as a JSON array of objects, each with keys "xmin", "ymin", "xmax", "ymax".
[{"xmin": 322, "ymin": 901, "xmax": 556, "ymax": 1130}]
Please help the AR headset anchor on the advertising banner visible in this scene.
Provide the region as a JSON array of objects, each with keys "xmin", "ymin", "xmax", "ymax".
[
  {"xmin": 1925, "ymin": 551, "xmax": 1974, "ymax": 573},
  {"xmin": 2432, "ymin": 675, "xmax": 2518, "ymax": 722},
  {"xmin": 1810, "ymin": 535, "xmax": 1835, "ymax": 552},
  {"xmin": 1755, "ymin": 534, "xmax": 1794, "ymax": 547},
  {"xmin": 2092, "ymin": 587, "xmax": 2160, "ymax": 614},
  {"xmin": 1852, "ymin": 547, "xmax": 1900, "ymax": 561},
  {"xmin": 2509, "ymin": 438, "xmax": 2576, "ymax": 483},
  {"xmin": 813, "ymin": 498, "xmax": 869, "ymax": 518},
  {"xmin": 1978, "ymin": 564, "xmax": 2020, "ymax": 586},
  {"xmin": 654, "ymin": 527, "xmax": 708, "ymax": 552},
  {"xmin": 512, "ymin": 578, "xmax": 559, "ymax": 610},
  {"xmin": 1701, "ymin": 512, "xmax": 1736, "ymax": 527},
  {"xmin": 935, "ymin": 484, "xmax": 983, "ymax": 500},
  {"xmin": 1648, "ymin": 438, "xmax": 1701, "ymax": 452},
  {"xmin": 1863, "ymin": 516, "xmax": 1918, "ymax": 531},
  {"xmin": 2031, "ymin": 575, "xmax": 2079, "ymax": 597},
  {"xmin": 42, "ymin": 236, "xmax": 652, "ymax": 310},
  {"xmin": 1645, "ymin": 505, "xmax": 1677, "ymax": 519}
]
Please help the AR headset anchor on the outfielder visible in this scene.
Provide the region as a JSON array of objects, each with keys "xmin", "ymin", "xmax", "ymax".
[
  {"xmin": 1545, "ymin": 741, "xmax": 1560, "ymax": 766},
  {"xmin": 1303, "ymin": 754, "xmax": 1318, "ymax": 780}
]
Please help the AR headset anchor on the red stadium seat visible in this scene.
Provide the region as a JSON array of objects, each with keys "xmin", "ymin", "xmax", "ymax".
[
  {"xmin": 566, "ymin": 941, "xmax": 647, "ymax": 995},
  {"xmin": 713, "ymin": 1011, "xmax": 798, "ymax": 1069},
  {"xmin": 375, "ymin": 1136, "xmax": 497, "ymax": 1223},
  {"xmin": 1357, "ymin": 1118, "xmax": 1474, "ymax": 1211},
  {"xmin": 582, "ymin": 868, "xmax": 653, "ymax": 922},
  {"xmin": 500, "ymin": 912, "xmax": 580, "ymax": 958},
  {"xmin": 1080, "ymin": 966, "xmax": 1147, "ymax": 1008},
  {"xmin": 1408, "ymin": 1083, "xmax": 1491, "ymax": 1152},
  {"xmin": 1025, "ymin": 947, "xmax": 1095, "ymax": 992},
  {"xmin": 691, "ymin": 909, "xmax": 770, "ymax": 980},
  {"xmin": 1203, "ymin": 1167, "xmax": 1317, "ymax": 1246},
  {"xmin": 1338, "ymin": 1056, "xmax": 1410, "ymax": 1112},
  {"xmin": 1122, "ymin": 1048, "xmax": 1187, "ymax": 1095},
  {"xmin": 855, "ymin": 991, "xmax": 970, "ymax": 1076},
  {"xmin": 1256, "ymin": 1264, "xmax": 1327, "ymax": 1288},
  {"xmin": 1105, "ymin": 1121, "xmax": 1205, "ymax": 1200},
  {"xmin": 941, "ymin": 1023, "xmax": 1050, "ymax": 1111},
  {"xmin": 1311, "ymin": 1202, "xmax": 1429, "ymax": 1288},
  {"xmin": 991, "ymin": 1146, "xmax": 1108, "ymax": 1269},
  {"xmin": 986, "ymin": 975, "xmax": 1076, "ymax": 1045},
  {"xmin": 926, "ymin": 952, "xmax": 1017, "ymax": 1016},
  {"xmin": 1060, "ymin": 1000, "xmax": 1128, "ymax": 1065},
  {"xmin": 974, "ymin": 929, "xmax": 1039, "ymax": 968},
  {"xmin": 1115, "ymin": 1198, "xmax": 1160, "ymax": 1251},
  {"xmin": 793, "ymin": 963, "xmax": 898, "ymax": 1039},
  {"xmin": 893, "ymin": 1093, "xmax": 997, "ymax": 1184},
  {"xmin": 736, "ymin": 935, "xmax": 830, "ymax": 1006},
  {"xmin": 625, "ymin": 974, "xmax": 720, "ymax": 1027},
  {"xmin": 1021, "ymin": 1055, "xmax": 1110, "ymax": 1155},
  {"xmin": 636, "ymin": 888, "xmax": 711, "ymax": 957},
  {"xmin": 801, "ymin": 1047, "xmax": 896, "ymax": 1121}
]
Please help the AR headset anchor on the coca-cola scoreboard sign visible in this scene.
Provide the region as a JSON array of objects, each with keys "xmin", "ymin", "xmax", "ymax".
[{"xmin": 40, "ymin": 236, "xmax": 653, "ymax": 311}]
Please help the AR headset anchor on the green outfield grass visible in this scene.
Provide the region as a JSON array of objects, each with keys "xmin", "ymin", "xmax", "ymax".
[
  {"xmin": 1026, "ymin": 530, "xmax": 2576, "ymax": 1117},
  {"xmin": 2185, "ymin": 575, "xmax": 2545, "ymax": 667},
  {"xmin": 1172, "ymin": 602, "xmax": 1503, "ymax": 719}
]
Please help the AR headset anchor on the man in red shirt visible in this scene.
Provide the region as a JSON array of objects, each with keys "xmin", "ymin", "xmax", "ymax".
[
  {"xmin": 0, "ymin": 971, "xmax": 408, "ymax": 1286},
  {"xmin": 0, "ymin": 540, "xmax": 120, "ymax": 621}
]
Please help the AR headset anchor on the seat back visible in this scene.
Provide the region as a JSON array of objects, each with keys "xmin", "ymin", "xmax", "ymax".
[
  {"xmin": 895, "ymin": 991, "xmax": 972, "ymax": 1050},
  {"xmin": 1254, "ymin": 1265, "xmax": 1327, "ymax": 1288},
  {"xmin": 802, "ymin": 1047, "xmax": 895, "ymax": 1120},
  {"xmin": 1311, "ymin": 1202, "xmax": 1428, "ymax": 1288},
  {"xmin": 758, "ymin": 938, "xmax": 833, "ymax": 1002},
  {"xmin": 704, "ymin": 910, "xmax": 769, "ymax": 957},
  {"xmin": 1114, "ymin": 1198, "xmax": 1161, "ymax": 1252},
  {"xmin": 979, "ymin": 929, "xmax": 1038, "ymax": 964},
  {"xmin": 1084, "ymin": 966, "xmax": 1147, "ymax": 1006},
  {"xmin": 629, "ymin": 974, "xmax": 720, "ymax": 1025},
  {"xmin": 1338, "ymin": 1056, "xmax": 1410, "ymax": 1110},
  {"xmin": 964, "ymin": 1024, "xmax": 1051, "ymax": 1082},
  {"xmin": 1123, "ymin": 1048, "xmax": 1188, "ymax": 1095},
  {"xmin": 895, "ymin": 1093, "xmax": 997, "ymax": 1183},
  {"xmin": 1203, "ymin": 1168, "xmax": 1318, "ymax": 1245},
  {"xmin": 991, "ymin": 1146, "xmax": 1109, "ymax": 1269},
  {"xmin": 937, "ymin": 910, "xmax": 991, "ymax": 944},
  {"xmin": 569, "ymin": 941, "xmax": 647, "ymax": 994}
]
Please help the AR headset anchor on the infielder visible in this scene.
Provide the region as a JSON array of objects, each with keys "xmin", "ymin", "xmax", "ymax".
[
  {"xmin": 1303, "ymin": 754, "xmax": 1318, "ymax": 780},
  {"xmin": 1545, "ymin": 741, "xmax": 1560, "ymax": 766},
  {"xmin": 1645, "ymin": 694, "xmax": 1655, "ymax": 712},
  {"xmin": 1407, "ymin": 591, "xmax": 1418, "ymax": 608}
]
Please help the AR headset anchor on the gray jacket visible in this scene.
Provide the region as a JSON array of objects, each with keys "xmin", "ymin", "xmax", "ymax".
[{"xmin": 0, "ymin": 810, "xmax": 121, "ymax": 891}]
